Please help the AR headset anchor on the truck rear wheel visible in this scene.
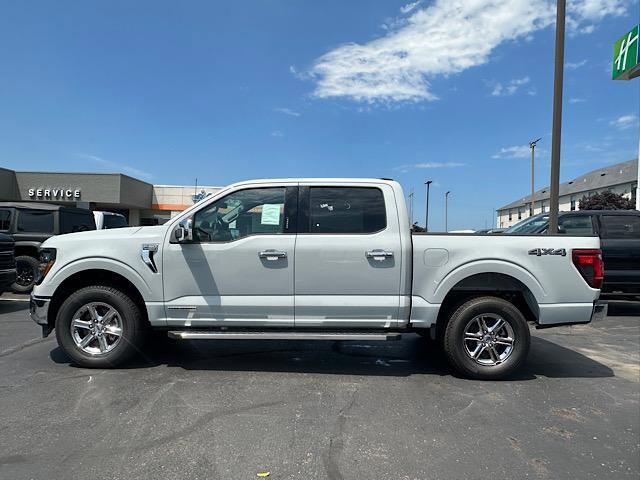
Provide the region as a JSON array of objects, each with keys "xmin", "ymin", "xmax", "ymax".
[
  {"xmin": 55, "ymin": 285, "xmax": 145, "ymax": 368},
  {"xmin": 443, "ymin": 296, "xmax": 530, "ymax": 380}
]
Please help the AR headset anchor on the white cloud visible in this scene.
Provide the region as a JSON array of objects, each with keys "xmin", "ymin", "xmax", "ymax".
[
  {"xmin": 491, "ymin": 77, "xmax": 530, "ymax": 96},
  {"xmin": 492, "ymin": 145, "xmax": 530, "ymax": 159},
  {"xmin": 569, "ymin": 97, "xmax": 587, "ymax": 103},
  {"xmin": 270, "ymin": 130, "xmax": 284, "ymax": 137},
  {"xmin": 400, "ymin": 1, "xmax": 421, "ymax": 14},
  {"xmin": 396, "ymin": 162, "xmax": 465, "ymax": 172},
  {"xmin": 76, "ymin": 153, "xmax": 153, "ymax": 180},
  {"xmin": 609, "ymin": 114, "xmax": 639, "ymax": 130},
  {"xmin": 274, "ymin": 107, "xmax": 301, "ymax": 117},
  {"xmin": 567, "ymin": 0, "xmax": 629, "ymax": 35},
  {"xmin": 565, "ymin": 59, "xmax": 587, "ymax": 69},
  {"xmin": 305, "ymin": 0, "xmax": 629, "ymax": 104}
]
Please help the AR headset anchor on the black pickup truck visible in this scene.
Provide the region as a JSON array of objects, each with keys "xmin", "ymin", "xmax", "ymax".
[
  {"xmin": 505, "ymin": 210, "xmax": 640, "ymax": 294},
  {"xmin": 0, "ymin": 203, "xmax": 95, "ymax": 293},
  {"xmin": 0, "ymin": 233, "xmax": 16, "ymax": 295}
]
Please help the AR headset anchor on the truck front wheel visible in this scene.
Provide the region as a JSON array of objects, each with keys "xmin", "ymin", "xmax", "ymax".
[
  {"xmin": 443, "ymin": 296, "xmax": 530, "ymax": 380},
  {"xmin": 55, "ymin": 285, "xmax": 145, "ymax": 368}
]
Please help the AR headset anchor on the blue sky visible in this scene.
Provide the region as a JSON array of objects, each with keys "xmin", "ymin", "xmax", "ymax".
[{"xmin": 0, "ymin": 0, "xmax": 638, "ymax": 230}]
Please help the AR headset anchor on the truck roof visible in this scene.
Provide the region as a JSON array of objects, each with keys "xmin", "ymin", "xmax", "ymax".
[{"xmin": 0, "ymin": 202, "xmax": 91, "ymax": 212}]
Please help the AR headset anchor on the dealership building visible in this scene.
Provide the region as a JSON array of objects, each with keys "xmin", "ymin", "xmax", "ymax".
[
  {"xmin": 0, "ymin": 167, "xmax": 221, "ymax": 226},
  {"xmin": 497, "ymin": 159, "xmax": 638, "ymax": 228}
]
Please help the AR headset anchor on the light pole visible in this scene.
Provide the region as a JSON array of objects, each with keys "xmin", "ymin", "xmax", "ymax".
[
  {"xmin": 529, "ymin": 138, "xmax": 541, "ymax": 216},
  {"xmin": 424, "ymin": 180, "xmax": 433, "ymax": 231},
  {"xmin": 548, "ymin": 0, "xmax": 566, "ymax": 235},
  {"xmin": 445, "ymin": 190, "xmax": 451, "ymax": 232},
  {"xmin": 408, "ymin": 188, "xmax": 414, "ymax": 225}
]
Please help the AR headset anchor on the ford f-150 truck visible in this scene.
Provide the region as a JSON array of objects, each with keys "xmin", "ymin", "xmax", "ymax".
[{"xmin": 30, "ymin": 179, "xmax": 606, "ymax": 379}]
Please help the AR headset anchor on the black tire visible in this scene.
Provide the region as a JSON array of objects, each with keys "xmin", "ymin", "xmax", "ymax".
[
  {"xmin": 55, "ymin": 285, "xmax": 146, "ymax": 368},
  {"xmin": 12, "ymin": 255, "xmax": 40, "ymax": 293},
  {"xmin": 443, "ymin": 296, "xmax": 530, "ymax": 380}
]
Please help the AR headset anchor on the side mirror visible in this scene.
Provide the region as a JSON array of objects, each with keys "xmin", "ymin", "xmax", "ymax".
[
  {"xmin": 173, "ymin": 218, "xmax": 193, "ymax": 243},
  {"xmin": 557, "ymin": 225, "xmax": 567, "ymax": 234}
]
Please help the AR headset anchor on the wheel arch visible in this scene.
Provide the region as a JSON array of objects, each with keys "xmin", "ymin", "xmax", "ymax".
[
  {"xmin": 47, "ymin": 269, "xmax": 149, "ymax": 329},
  {"xmin": 434, "ymin": 271, "xmax": 540, "ymax": 337}
]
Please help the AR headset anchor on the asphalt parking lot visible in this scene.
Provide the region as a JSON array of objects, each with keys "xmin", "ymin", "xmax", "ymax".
[{"xmin": 0, "ymin": 296, "xmax": 638, "ymax": 480}]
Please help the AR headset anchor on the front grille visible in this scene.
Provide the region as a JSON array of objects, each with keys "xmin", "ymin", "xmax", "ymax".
[{"xmin": 0, "ymin": 251, "xmax": 15, "ymax": 270}]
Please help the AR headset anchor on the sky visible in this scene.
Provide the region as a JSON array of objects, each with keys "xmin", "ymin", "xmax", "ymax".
[{"xmin": 0, "ymin": 0, "xmax": 638, "ymax": 230}]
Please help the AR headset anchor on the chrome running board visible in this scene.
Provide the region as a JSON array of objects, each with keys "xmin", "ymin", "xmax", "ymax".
[{"xmin": 167, "ymin": 331, "xmax": 401, "ymax": 341}]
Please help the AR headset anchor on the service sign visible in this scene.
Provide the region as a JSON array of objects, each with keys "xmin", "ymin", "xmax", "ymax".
[
  {"xmin": 612, "ymin": 24, "xmax": 639, "ymax": 80},
  {"xmin": 28, "ymin": 187, "xmax": 81, "ymax": 200}
]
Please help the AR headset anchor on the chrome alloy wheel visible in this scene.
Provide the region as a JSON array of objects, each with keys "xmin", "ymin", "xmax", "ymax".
[
  {"xmin": 70, "ymin": 302, "xmax": 123, "ymax": 355},
  {"xmin": 463, "ymin": 314, "xmax": 515, "ymax": 366}
]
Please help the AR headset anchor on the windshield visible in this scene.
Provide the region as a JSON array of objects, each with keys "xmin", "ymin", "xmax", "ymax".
[
  {"xmin": 103, "ymin": 214, "xmax": 128, "ymax": 229},
  {"xmin": 505, "ymin": 214, "xmax": 549, "ymax": 234}
]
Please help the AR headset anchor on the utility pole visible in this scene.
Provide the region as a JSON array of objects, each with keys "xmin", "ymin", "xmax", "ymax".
[
  {"xmin": 425, "ymin": 180, "xmax": 432, "ymax": 232},
  {"xmin": 445, "ymin": 190, "xmax": 451, "ymax": 232},
  {"xmin": 529, "ymin": 138, "xmax": 541, "ymax": 216},
  {"xmin": 548, "ymin": 0, "xmax": 566, "ymax": 235},
  {"xmin": 408, "ymin": 188, "xmax": 414, "ymax": 225}
]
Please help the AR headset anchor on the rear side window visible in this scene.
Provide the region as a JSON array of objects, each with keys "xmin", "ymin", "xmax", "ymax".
[
  {"xmin": 558, "ymin": 215, "xmax": 594, "ymax": 235},
  {"xmin": 0, "ymin": 210, "xmax": 10, "ymax": 231},
  {"xmin": 60, "ymin": 210, "xmax": 96, "ymax": 233},
  {"xmin": 600, "ymin": 215, "xmax": 640, "ymax": 239},
  {"xmin": 17, "ymin": 210, "xmax": 54, "ymax": 233},
  {"xmin": 309, "ymin": 187, "xmax": 386, "ymax": 234}
]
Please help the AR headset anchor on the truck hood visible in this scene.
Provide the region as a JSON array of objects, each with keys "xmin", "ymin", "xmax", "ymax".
[{"xmin": 42, "ymin": 225, "xmax": 169, "ymax": 249}]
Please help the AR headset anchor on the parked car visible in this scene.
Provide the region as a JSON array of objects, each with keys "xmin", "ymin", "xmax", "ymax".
[
  {"xmin": 0, "ymin": 233, "xmax": 16, "ymax": 295},
  {"xmin": 505, "ymin": 210, "xmax": 640, "ymax": 294},
  {"xmin": 93, "ymin": 211, "xmax": 128, "ymax": 229},
  {"xmin": 0, "ymin": 202, "xmax": 96, "ymax": 293},
  {"xmin": 30, "ymin": 179, "xmax": 605, "ymax": 379},
  {"xmin": 475, "ymin": 228, "xmax": 506, "ymax": 234}
]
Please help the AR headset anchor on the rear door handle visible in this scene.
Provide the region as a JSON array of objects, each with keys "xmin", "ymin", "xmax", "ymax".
[
  {"xmin": 366, "ymin": 250, "xmax": 393, "ymax": 261},
  {"xmin": 259, "ymin": 250, "xmax": 287, "ymax": 260}
]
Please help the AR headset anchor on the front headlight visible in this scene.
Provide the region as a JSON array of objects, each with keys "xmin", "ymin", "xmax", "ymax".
[{"xmin": 36, "ymin": 248, "xmax": 56, "ymax": 285}]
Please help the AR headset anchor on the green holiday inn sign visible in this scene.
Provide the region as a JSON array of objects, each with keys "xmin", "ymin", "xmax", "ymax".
[{"xmin": 612, "ymin": 24, "xmax": 639, "ymax": 80}]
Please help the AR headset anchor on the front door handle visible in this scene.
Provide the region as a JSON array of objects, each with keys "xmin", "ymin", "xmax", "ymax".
[
  {"xmin": 366, "ymin": 250, "xmax": 394, "ymax": 261},
  {"xmin": 259, "ymin": 250, "xmax": 287, "ymax": 260}
]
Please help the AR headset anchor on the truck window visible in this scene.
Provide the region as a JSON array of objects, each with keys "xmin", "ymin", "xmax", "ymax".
[
  {"xmin": 600, "ymin": 215, "xmax": 640, "ymax": 239},
  {"xmin": 16, "ymin": 210, "xmax": 54, "ymax": 233},
  {"xmin": 308, "ymin": 187, "xmax": 386, "ymax": 234},
  {"xmin": 193, "ymin": 187, "xmax": 286, "ymax": 242},
  {"xmin": 103, "ymin": 214, "xmax": 128, "ymax": 229},
  {"xmin": 558, "ymin": 215, "xmax": 593, "ymax": 235},
  {"xmin": 60, "ymin": 210, "xmax": 96, "ymax": 233},
  {"xmin": 0, "ymin": 210, "xmax": 10, "ymax": 231}
]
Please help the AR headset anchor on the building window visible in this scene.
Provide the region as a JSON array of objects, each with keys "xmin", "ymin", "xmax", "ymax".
[
  {"xmin": 529, "ymin": 206, "xmax": 533, "ymax": 217},
  {"xmin": 541, "ymin": 202, "xmax": 546, "ymax": 213},
  {"xmin": 570, "ymin": 196, "xmax": 576, "ymax": 211},
  {"xmin": 508, "ymin": 210, "xmax": 512, "ymax": 221},
  {"xmin": 518, "ymin": 208, "xmax": 522, "ymax": 220},
  {"xmin": 632, "ymin": 184, "xmax": 637, "ymax": 206}
]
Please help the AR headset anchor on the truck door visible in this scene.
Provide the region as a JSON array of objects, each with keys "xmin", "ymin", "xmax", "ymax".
[
  {"xmin": 598, "ymin": 214, "xmax": 640, "ymax": 292},
  {"xmin": 294, "ymin": 184, "xmax": 403, "ymax": 328},
  {"xmin": 162, "ymin": 185, "xmax": 297, "ymax": 327}
]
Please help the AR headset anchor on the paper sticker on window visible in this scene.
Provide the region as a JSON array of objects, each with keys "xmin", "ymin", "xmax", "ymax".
[{"xmin": 261, "ymin": 204, "xmax": 282, "ymax": 225}]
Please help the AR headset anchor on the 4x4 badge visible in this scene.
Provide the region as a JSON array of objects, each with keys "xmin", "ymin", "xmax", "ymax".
[{"xmin": 528, "ymin": 248, "xmax": 566, "ymax": 257}]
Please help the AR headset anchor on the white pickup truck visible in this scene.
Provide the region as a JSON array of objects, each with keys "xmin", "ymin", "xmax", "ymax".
[{"xmin": 30, "ymin": 179, "xmax": 606, "ymax": 379}]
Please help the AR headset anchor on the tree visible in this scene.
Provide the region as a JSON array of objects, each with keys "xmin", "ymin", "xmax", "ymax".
[
  {"xmin": 578, "ymin": 191, "xmax": 635, "ymax": 210},
  {"xmin": 411, "ymin": 222, "xmax": 426, "ymax": 232}
]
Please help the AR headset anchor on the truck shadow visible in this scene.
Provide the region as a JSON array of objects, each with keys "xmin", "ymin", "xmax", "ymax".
[{"xmin": 50, "ymin": 334, "xmax": 614, "ymax": 380}]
